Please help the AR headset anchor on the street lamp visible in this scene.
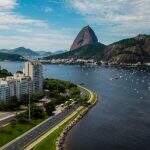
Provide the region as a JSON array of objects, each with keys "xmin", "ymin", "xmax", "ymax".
[{"xmin": 28, "ymin": 81, "xmax": 31, "ymax": 121}]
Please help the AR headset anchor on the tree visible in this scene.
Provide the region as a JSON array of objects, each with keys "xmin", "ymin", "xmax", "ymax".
[
  {"xmin": 20, "ymin": 94, "xmax": 29, "ymax": 105},
  {"xmin": 30, "ymin": 105, "xmax": 46, "ymax": 119},
  {"xmin": 0, "ymin": 101, "xmax": 7, "ymax": 111},
  {"xmin": 30, "ymin": 92, "xmax": 44, "ymax": 103},
  {"xmin": 7, "ymin": 96, "xmax": 20, "ymax": 110},
  {"xmin": 69, "ymin": 87, "xmax": 80, "ymax": 98},
  {"xmin": 0, "ymin": 69, "xmax": 12, "ymax": 78},
  {"xmin": 16, "ymin": 112, "xmax": 29, "ymax": 123},
  {"xmin": 44, "ymin": 101, "xmax": 55, "ymax": 116},
  {"xmin": 78, "ymin": 95, "xmax": 89, "ymax": 106},
  {"xmin": 43, "ymin": 79, "xmax": 77, "ymax": 92}
]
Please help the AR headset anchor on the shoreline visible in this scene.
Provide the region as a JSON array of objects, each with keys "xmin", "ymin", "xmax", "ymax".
[
  {"xmin": 56, "ymin": 86, "xmax": 98, "ymax": 150},
  {"xmin": 0, "ymin": 61, "xmax": 150, "ymax": 70},
  {"xmin": 21, "ymin": 85, "xmax": 97, "ymax": 150}
]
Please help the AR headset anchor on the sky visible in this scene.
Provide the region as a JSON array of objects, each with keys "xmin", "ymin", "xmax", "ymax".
[{"xmin": 0, "ymin": 0, "xmax": 149, "ymax": 52}]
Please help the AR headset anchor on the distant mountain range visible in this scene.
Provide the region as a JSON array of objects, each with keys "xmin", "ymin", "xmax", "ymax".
[
  {"xmin": 0, "ymin": 52, "xmax": 24, "ymax": 61},
  {"xmin": 45, "ymin": 26, "xmax": 150, "ymax": 64},
  {"xmin": 0, "ymin": 47, "xmax": 67, "ymax": 60},
  {"xmin": 0, "ymin": 47, "xmax": 38, "ymax": 57},
  {"xmin": 0, "ymin": 25, "xmax": 149, "ymax": 64}
]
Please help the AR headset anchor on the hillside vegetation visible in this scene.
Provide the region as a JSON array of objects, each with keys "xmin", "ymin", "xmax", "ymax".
[
  {"xmin": 0, "ymin": 52, "xmax": 24, "ymax": 61},
  {"xmin": 45, "ymin": 43, "xmax": 106, "ymax": 60},
  {"xmin": 104, "ymin": 34, "xmax": 150, "ymax": 63}
]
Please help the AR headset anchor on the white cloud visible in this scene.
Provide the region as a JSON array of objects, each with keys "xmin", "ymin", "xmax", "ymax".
[
  {"xmin": 0, "ymin": 0, "xmax": 17, "ymax": 10},
  {"xmin": 0, "ymin": 12, "xmax": 48, "ymax": 27},
  {"xmin": 70, "ymin": 0, "xmax": 150, "ymax": 22},
  {"xmin": 0, "ymin": 33, "xmax": 73, "ymax": 51},
  {"xmin": 0, "ymin": 0, "xmax": 49, "ymax": 31},
  {"xmin": 0, "ymin": 0, "xmax": 73, "ymax": 51},
  {"xmin": 69, "ymin": 0, "xmax": 150, "ymax": 39}
]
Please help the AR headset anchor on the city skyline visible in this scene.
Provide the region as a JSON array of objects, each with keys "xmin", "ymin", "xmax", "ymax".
[
  {"xmin": 0, "ymin": 0, "xmax": 149, "ymax": 51},
  {"xmin": 0, "ymin": 60, "xmax": 43, "ymax": 101}
]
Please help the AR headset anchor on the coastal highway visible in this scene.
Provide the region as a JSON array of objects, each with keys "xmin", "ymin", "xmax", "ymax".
[
  {"xmin": 1, "ymin": 106, "xmax": 78, "ymax": 150},
  {"xmin": 0, "ymin": 114, "xmax": 15, "ymax": 127},
  {"xmin": 0, "ymin": 111, "xmax": 26, "ymax": 127}
]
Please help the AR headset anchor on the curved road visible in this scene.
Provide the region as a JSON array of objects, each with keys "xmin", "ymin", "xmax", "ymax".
[{"xmin": 1, "ymin": 106, "xmax": 78, "ymax": 150}]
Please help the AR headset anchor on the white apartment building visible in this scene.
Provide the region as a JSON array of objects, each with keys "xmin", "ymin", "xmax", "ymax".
[
  {"xmin": 0, "ymin": 81, "xmax": 9, "ymax": 101},
  {"xmin": 0, "ymin": 61, "xmax": 43, "ymax": 101},
  {"xmin": 0, "ymin": 73, "xmax": 32, "ymax": 101},
  {"xmin": 13, "ymin": 73, "xmax": 32, "ymax": 99},
  {"xmin": 23, "ymin": 61, "xmax": 43, "ymax": 92}
]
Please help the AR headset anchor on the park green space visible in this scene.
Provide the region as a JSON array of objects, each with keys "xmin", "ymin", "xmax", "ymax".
[
  {"xmin": 0, "ymin": 78, "xmax": 86, "ymax": 148},
  {"xmin": 0, "ymin": 118, "xmax": 45, "ymax": 147},
  {"xmin": 30, "ymin": 88, "xmax": 97, "ymax": 150}
]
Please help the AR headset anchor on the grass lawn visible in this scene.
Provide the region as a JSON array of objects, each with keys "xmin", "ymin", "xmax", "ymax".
[{"xmin": 0, "ymin": 119, "xmax": 45, "ymax": 147}]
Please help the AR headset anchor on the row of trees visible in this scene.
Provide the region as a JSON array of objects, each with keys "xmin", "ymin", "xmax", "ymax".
[
  {"xmin": 43, "ymin": 79, "xmax": 90, "ymax": 106},
  {"xmin": 43, "ymin": 79, "xmax": 82, "ymax": 106},
  {"xmin": 0, "ymin": 78, "xmax": 89, "ymax": 124},
  {"xmin": 43, "ymin": 78, "xmax": 76, "ymax": 92},
  {"xmin": 16, "ymin": 105, "xmax": 46, "ymax": 123},
  {"xmin": 0, "ymin": 68, "xmax": 12, "ymax": 78},
  {"xmin": 0, "ymin": 92, "xmax": 44, "ymax": 111}
]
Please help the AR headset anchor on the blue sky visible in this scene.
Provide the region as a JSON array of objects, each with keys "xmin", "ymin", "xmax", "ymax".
[{"xmin": 0, "ymin": 0, "xmax": 149, "ymax": 51}]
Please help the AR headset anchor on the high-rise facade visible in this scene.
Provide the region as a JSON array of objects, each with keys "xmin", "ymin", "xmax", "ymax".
[
  {"xmin": 23, "ymin": 61, "xmax": 43, "ymax": 93},
  {"xmin": 0, "ymin": 81, "xmax": 9, "ymax": 101},
  {"xmin": 0, "ymin": 73, "xmax": 32, "ymax": 101},
  {"xmin": 0, "ymin": 61, "xmax": 43, "ymax": 101}
]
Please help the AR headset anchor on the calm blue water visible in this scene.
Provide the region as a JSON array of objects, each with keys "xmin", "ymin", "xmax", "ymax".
[{"xmin": 0, "ymin": 61, "xmax": 150, "ymax": 150}]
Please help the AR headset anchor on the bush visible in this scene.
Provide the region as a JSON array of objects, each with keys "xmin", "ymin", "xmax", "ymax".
[
  {"xmin": 69, "ymin": 87, "xmax": 80, "ymax": 98},
  {"xmin": 7, "ymin": 96, "xmax": 20, "ymax": 110},
  {"xmin": 78, "ymin": 95, "xmax": 89, "ymax": 106},
  {"xmin": 30, "ymin": 92, "xmax": 45, "ymax": 103},
  {"xmin": 44, "ymin": 101, "xmax": 55, "ymax": 116},
  {"xmin": 43, "ymin": 79, "xmax": 76, "ymax": 92},
  {"xmin": 16, "ymin": 113, "xmax": 29, "ymax": 123},
  {"xmin": 0, "ymin": 69, "xmax": 12, "ymax": 78},
  {"xmin": 16, "ymin": 105, "xmax": 46, "ymax": 123},
  {"xmin": 0, "ymin": 96, "xmax": 20, "ymax": 111},
  {"xmin": 20, "ymin": 92, "xmax": 45, "ymax": 105},
  {"xmin": 30, "ymin": 105, "xmax": 46, "ymax": 119}
]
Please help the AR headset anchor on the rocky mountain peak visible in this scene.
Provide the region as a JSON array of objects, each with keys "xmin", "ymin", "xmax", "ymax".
[{"xmin": 70, "ymin": 25, "xmax": 98, "ymax": 51}]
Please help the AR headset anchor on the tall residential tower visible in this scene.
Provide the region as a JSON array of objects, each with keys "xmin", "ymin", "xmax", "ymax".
[{"xmin": 24, "ymin": 61, "xmax": 43, "ymax": 93}]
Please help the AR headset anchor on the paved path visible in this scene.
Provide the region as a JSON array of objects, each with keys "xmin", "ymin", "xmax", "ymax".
[
  {"xmin": 25, "ymin": 86, "xmax": 95, "ymax": 150},
  {"xmin": 0, "ymin": 107, "xmax": 77, "ymax": 150},
  {"xmin": 0, "ymin": 111, "xmax": 25, "ymax": 127},
  {"xmin": 0, "ymin": 113, "xmax": 15, "ymax": 127},
  {"xmin": 25, "ymin": 106, "xmax": 83, "ymax": 150}
]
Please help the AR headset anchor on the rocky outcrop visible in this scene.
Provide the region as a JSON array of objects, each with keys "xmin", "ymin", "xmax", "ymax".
[
  {"xmin": 44, "ymin": 27, "xmax": 150, "ymax": 65},
  {"xmin": 104, "ymin": 34, "xmax": 150, "ymax": 64},
  {"xmin": 70, "ymin": 26, "xmax": 98, "ymax": 51}
]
